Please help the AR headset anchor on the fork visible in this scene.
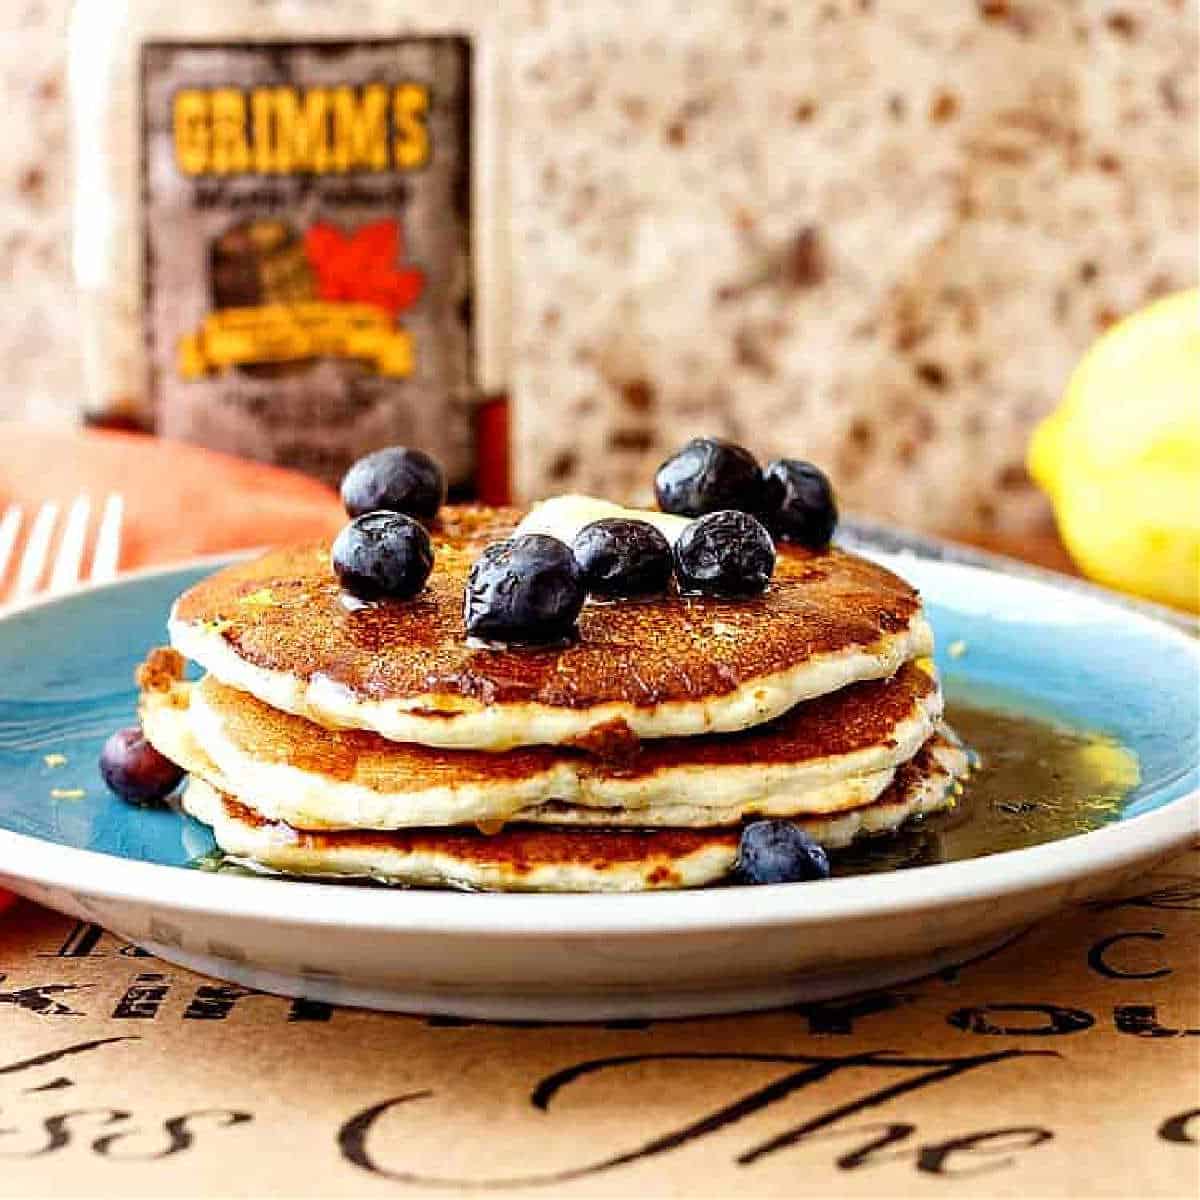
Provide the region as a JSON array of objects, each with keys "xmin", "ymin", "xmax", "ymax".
[{"xmin": 0, "ymin": 494, "xmax": 125, "ymax": 605}]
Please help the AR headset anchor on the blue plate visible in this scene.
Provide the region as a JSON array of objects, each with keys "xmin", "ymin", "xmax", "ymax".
[
  {"xmin": 0, "ymin": 553, "xmax": 1195, "ymax": 1020},
  {"xmin": 1, "ymin": 556, "xmax": 1195, "ymax": 864}
]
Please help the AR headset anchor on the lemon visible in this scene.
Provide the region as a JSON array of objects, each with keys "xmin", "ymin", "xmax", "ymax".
[{"xmin": 1029, "ymin": 290, "xmax": 1200, "ymax": 612}]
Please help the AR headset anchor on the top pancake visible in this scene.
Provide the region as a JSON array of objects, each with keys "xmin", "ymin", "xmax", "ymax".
[{"xmin": 169, "ymin": 506, "xmax": 933, "ymax": 750}]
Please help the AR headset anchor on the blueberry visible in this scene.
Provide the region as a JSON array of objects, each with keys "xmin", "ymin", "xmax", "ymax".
[
  {"xmin": 674, "ymin": 510, "xmax": 775, "ymax": 597},
  {"xmin": 572, "ymin": 518, "xmax": 673, "ymax": 599},
  {"xmin": 99, "ymin": 726, "xmax": 185, "ymax": 806},
  {"xmin": 654, "ymin": 437, "xmax": 765, "ymax": 517},
  {"xmin": 733, "ymin": 821, "xmax": 831, "ymax": 885},
  {"xmin": 332, "ymin": 511, "xmax": 434, "ymax": 601},
  {"xmin": 762, "ymin": 459, "xmax": 838, "ymax": 548},
  {"xmin": 340, "ymin": 447, "xmax": 446, "ymax": 523},
  {"xmin": 464, "ymin": 534, "xmax": 585, "ymax": 644}
]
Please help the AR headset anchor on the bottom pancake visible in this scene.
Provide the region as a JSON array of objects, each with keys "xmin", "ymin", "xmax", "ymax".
[{"xmin": 180, "ymin": 731, "xmax": 968, "ymax": 892}]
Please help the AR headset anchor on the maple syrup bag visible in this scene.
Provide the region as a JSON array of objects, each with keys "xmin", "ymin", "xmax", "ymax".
[{"xmin": 69, "ymin": 2, "xmax": 510, "ymax": 493}]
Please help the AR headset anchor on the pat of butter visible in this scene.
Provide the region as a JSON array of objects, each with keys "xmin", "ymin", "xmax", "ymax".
[{"xmin": 514, "ymin": 495, "xmax": 691, "ymax": 546}]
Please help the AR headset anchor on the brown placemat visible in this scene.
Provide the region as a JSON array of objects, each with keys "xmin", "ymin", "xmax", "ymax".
[{"xmin": 0, "ymin": 847, "xmax": 1196, "ymax": 1199}]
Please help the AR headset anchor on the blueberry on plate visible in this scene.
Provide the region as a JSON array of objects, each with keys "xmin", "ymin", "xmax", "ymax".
[
  {"xmin": 464, "ymin": 534, "xmax": 585, "ymax": 644},
  {"xmin": 340, "ymin": 446, "xmax": 446, "ymax": 523},
  {"xmin": 332, "ymin": 511, "xmax": 435, "ymax": 601},
  {"xmin": 99, "ymin": 726, "xmax": 185, "ymax": 806},
  {"xmin": 572, "ymin": 518, "xmax": 673, "ymax": 599},
  {"xmin": 654, "ymin": 437, "xmax": 765, "ymax": 517},
  {"xmin": 733, "ymin": 820, "xmax": 831, "ymax": 885},
  {"xmin": 762, "ymin": 459, "xmax": 838, "ymax": 548},
  {"xmin": 674, "ymin": 510, "xmax": 776, "ymax": 597}
]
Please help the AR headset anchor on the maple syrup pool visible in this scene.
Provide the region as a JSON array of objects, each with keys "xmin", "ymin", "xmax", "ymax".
[{"xmin": 832, "ymin": 679, "xmax": 1141, "ymax": 878}]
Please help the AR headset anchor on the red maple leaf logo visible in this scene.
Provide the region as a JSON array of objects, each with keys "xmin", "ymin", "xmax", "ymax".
[{"xmin": 304, "ymin": 219, "xmax": 425, "ymax": 319}]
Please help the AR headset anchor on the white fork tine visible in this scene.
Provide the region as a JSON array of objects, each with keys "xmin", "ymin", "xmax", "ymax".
[
  {"xmin": 49, "ymin": 495, "xmax": 91, "ymax": 593},
  {"xmin": 0, "ymin": 505, "xmax": 22, "ymax": 585},
  {"xmin": 90, "ymin": 494, "xmax": 124, "ymax": 583},
  {"xmin": 14, "ymin": 502, "xmax": 60, "ymax": 600}
]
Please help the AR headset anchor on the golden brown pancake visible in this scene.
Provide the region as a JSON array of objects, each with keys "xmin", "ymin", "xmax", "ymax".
[
  {"xmin": 203, "ymin": 661, "xmax": 935, "ymax": 783},
  {"xmin": 186, "ymin": 783, "xmax": 740, "ymax": 891},
  {"xmin": 180, "ymin": 732, "xmax": 968, "ymax": 892},
  {"xmin": 168, "ymin": 506, "xmax": 934, "ymax": 749},
  {"xmin": 141, "ymin": 654, "xmax": 942, "ymax": 829}
]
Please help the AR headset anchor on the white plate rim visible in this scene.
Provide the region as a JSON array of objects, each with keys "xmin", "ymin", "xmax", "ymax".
[{"xmin": 0, "ymin": 553, "xmax": 1196, "ymax": 938}]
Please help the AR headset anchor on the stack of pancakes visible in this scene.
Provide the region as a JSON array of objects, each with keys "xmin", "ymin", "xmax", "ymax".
[{"xmin": 141, "ymin": 505, "xmax": 967, "ymax": 891}]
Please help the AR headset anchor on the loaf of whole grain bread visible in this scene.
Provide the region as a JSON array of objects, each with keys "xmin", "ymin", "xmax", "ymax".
[{"xmin": 509, "ymin": 0, "xmax": 1198, "ymax": 537}]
